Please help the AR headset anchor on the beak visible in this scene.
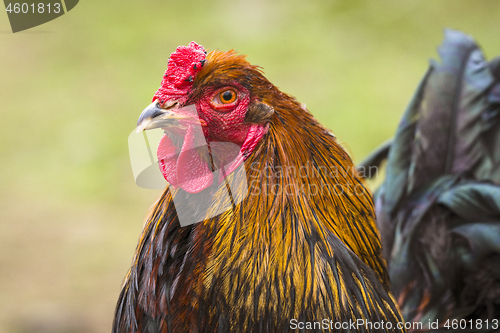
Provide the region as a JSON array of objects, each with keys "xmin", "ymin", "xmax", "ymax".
[{"xmin": 136, "ymin": 101, "xmax": 190, "ymax": 132}]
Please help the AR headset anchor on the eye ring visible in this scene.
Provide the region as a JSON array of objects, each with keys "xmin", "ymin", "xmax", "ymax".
[{"xmin": 214, "ymin": 88, "xmax": 237, "ymax": 105}]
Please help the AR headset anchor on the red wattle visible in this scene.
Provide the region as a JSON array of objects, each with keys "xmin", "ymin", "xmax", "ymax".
[
  {"xmin": 157, "ymin": 125, "xmax": 214, "ymax": 194},
  {"xmin": 175, "ymin": 126, "xmax": 213, "ymax": 193},
  {"xmin": 157, "ymin": 134, "xmax": 179, "ymax": 187}
]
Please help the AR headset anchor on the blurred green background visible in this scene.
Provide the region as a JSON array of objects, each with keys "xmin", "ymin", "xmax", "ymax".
[{"xmin": 1, "ymin": 1, "xmax": 499, "ymax": 332}]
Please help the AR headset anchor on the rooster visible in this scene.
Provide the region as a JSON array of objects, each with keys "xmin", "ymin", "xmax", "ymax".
[
  {"xmin": 113, "ymin": 42, "xmax": 405, "ymax": 333},
  {"xmin": 360, "ymin": 30, "xmax": 500, "ymax": 331}
]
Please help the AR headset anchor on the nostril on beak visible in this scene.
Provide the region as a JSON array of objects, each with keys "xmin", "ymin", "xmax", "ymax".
[{"xmin": 137, "ymin": 102, "xmax": 164, "ymax": 127}]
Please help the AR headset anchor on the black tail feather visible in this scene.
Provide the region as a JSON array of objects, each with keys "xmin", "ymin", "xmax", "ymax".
[{"xmin": 360, "ymin": 29, "xmax": 500, "ymax": 327}]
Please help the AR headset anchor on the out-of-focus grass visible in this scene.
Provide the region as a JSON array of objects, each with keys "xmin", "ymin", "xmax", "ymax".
[{"xmin": 1, "ymin": 1, "xmax": 499, "ymax": 332}]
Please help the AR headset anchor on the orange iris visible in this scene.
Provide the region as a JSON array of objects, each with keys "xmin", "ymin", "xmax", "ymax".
[{"xmin": 218, "ymin": 89, "xmax": 237, "ymax": 104}]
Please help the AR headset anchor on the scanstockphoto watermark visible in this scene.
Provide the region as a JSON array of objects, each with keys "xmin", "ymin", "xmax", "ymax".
[
  {"xmin": 290, "ymin": 318, "xmax": 422, "ymax": 331},
  {"xmin": 248, "ymin": 178, "xmax": 372, "ymax": 199},
  {"xmin": 249, "ymin": 161, "xmax": 379, "ymax": 180},
  {"xmin": 290, "ymin": 318, "xmax": 500, "ymax": 331},
  {"xmin": 248, "ymin": 161, "xmax": 379, "ymax": 198}
]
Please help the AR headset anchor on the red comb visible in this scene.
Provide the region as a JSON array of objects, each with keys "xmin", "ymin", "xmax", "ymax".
[{"xmin": 153, "ymin": 41, "xmax": 207, "ymax": 104}]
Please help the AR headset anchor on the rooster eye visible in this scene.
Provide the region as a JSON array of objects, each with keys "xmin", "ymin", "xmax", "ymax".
[{"xmin": 217, "ymin": 89, "xmax": 237, "ymax": 104}]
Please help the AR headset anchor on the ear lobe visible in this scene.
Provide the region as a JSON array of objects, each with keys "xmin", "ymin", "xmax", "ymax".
[{"xmin": 244, "ymin": 101, "xmax": 275, "ymax": 124}]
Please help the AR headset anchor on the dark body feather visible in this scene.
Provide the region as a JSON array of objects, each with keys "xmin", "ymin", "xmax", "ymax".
[
  {"xmin": 113, "ymin": 50, "xmax": 405, "ymax": 333},
  {"xmin": 360, "ymin": 30, "xmax": 500, "ymax": 331}
]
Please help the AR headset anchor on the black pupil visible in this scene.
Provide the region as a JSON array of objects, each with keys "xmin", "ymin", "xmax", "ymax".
[{"xmin": 222, "ymin": 91, "xmax": 233, "ymax": 102}]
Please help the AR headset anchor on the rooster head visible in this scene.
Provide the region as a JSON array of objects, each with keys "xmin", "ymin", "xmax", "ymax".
[{"xmin": 136, "ymin": 42, "xmax": 274, "ymax": 193}]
